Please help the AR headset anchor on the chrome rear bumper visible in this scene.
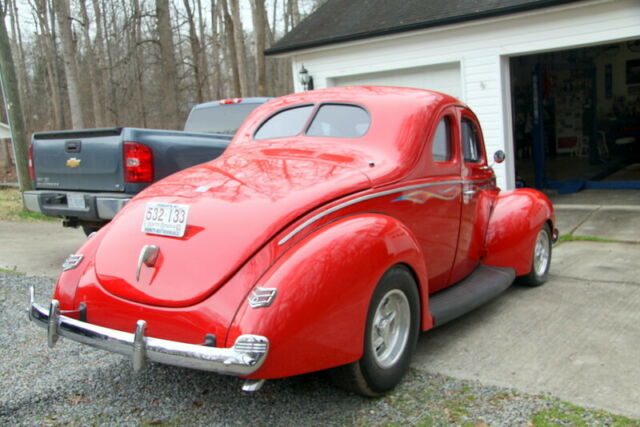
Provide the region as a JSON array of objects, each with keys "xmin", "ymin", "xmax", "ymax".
[{"xmin": 27, "ymin": 287, "xmax": 268, "ymax": 376}]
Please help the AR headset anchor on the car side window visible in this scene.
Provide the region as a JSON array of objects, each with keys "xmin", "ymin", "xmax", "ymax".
[
  {"xmin": 432, "ymin": 117, "xmax": 451, "ymax": 162},
  {"xmin": 254, "ymin": 105, "xmax": 314, "ymax": 140},
  {"xmin": 462, "ymin": 119, "xmax": 481, "ymax": 163}
]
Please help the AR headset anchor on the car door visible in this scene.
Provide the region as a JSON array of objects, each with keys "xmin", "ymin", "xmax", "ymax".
[
  {"xmin": 448, "ymin": 108, "xmax": 497, "ymax": 285},
  {"xmin": 403, "ymin": 109, "xmax": 463, "ymax": 293}
]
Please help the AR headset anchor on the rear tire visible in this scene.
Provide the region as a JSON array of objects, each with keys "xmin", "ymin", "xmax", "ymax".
[
  {"xmin": 330, "ymin": 266, "xmax": 420, "ymax": 396},
  {"xmin": 519, "ymin": 223, "xmax": 552, "ymax": 287}
]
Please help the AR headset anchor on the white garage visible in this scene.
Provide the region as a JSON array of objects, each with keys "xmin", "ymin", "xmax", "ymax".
[{"xmin": 266, "ymin": 0, "xmax": 640, "ymax": 191}]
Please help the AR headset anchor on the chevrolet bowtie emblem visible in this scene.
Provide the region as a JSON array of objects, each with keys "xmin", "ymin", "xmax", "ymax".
[
  {"xmin": 136, "ymin": 245, "xmax": 160, "ymax": 281},
  {"xmin": 66, "ymin": 157, "xmax": 81, "ymax": 168}
]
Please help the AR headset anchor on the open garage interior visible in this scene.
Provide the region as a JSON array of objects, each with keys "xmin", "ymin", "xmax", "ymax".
[{"xmin": 510, "ymin": 39, "xmax": 640, "ymax": 193}]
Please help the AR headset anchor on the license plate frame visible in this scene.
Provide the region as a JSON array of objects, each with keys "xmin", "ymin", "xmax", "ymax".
[{"xmin": 142, "ymin": 202, "xmax": 190, "ymax": 238}]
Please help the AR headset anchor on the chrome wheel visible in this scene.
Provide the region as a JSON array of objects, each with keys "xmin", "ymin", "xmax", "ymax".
[
  {"xmin": 533, "ymin": 227, "xmax": 551, "ymax": 277},
  {"xmin": 371, "ymin": 289, "xmax": 411, "ymax": 368}
]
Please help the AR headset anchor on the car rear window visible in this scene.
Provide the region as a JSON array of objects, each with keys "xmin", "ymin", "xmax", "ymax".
[
  {"xmin": 254, "ymin": 105, "xmax": 315, "ymax": 140},
  {"xmin": 254, "ymin": 104, "xmax": 370, "ymax": 140},
  {"xmin": 184, "ymin": 103, "xmax": 261, "ymax": 135},
  {"xmin": 306, "ymin": 104, "xmax": 370, "ymax": 138}
]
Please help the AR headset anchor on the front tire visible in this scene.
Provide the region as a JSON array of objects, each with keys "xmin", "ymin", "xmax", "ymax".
[
  {"xmin": 519, "ymin": 223, "xmax": 552, "ymax": 287},
  {"xmin": 330, "ymin": 266, "xmax": 420, "ymax": 396}
]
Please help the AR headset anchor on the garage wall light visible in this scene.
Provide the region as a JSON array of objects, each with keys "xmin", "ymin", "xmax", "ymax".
[{"xmin": 299, "ymin": 65, "xmax": 314, "ymax": 91}]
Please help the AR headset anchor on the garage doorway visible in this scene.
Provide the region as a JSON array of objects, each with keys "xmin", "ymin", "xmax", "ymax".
[{"xmin": 510, "ymin": 40, "xmax": 640, "ymax": 193}]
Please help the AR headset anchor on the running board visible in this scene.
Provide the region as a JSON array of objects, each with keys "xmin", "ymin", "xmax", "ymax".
[{"xmin": 430, "ymin": 265, "xmax": 516, "ymax": 327}]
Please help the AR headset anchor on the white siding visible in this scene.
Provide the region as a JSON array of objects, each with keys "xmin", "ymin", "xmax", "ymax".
[
  {"xmin": 288, "ymin": 0, "xmax": 640, "ymax": 189},
  {"xmin": 0, "ymin": 123, "xmax": 10, "ymax": 139}
]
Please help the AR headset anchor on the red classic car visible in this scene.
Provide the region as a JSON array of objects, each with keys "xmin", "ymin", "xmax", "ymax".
[{"xmin": 29, "ymin": 87, "xmax": 556, "ymax": 396}]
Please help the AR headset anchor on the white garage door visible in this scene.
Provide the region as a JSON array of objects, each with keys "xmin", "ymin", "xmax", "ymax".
[{"xmin": 331, "ymin": 62, "xmax": 461, "ymax": 99}]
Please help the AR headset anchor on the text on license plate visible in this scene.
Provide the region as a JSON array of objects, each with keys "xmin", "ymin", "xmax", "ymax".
[{"xmin": 142, "ymin": 202, "xmax": 190, "ymax": 237}]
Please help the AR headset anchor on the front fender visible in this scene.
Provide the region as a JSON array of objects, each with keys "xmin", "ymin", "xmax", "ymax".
[
  {"xmin": 228, "ymin": 213, "xmax": 429, "ymax": 379},
  {"xmin": 483, "ymin": 189, "xmax": 555, "ymax": 275}
]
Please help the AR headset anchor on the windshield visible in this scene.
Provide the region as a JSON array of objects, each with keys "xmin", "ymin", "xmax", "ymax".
[{"xmin": 184, "ymin": 103, "xmax": 261, "ymax": 134}]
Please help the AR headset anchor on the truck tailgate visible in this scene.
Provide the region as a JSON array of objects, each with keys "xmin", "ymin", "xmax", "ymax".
[{"xmin": 32, "ymin": 128, "xmax": 125, "ymax": 192}]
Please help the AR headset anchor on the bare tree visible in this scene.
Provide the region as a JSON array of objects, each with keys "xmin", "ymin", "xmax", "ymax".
[
  {"xmin": 79, "ymin": 0, "xmax": 104, "ymax": 127},
  {"xmin": 184, "ymin": 0, "xmax": 205, "ymax": 103},
  {"xmin": 155, "ymin": 0, "xmax": 180, "ymax": 128},
  {"xmin": 31, "ymin": 0, "xmax": 65, "ymax": 129},
  {"xmin": 251, "ymin": 0, "xmax": 267, "ymax": 96},
  {"xmin": 219, "ymin": 0, "xmax": 239, "ymax": 96},
  {"xmin": 228, "ymin": 0, "xmax": 247, "ymax": 96},
  {"xmin": 55, "ymin": 0, "xmax": 85, "ymax": 128},
  {"xmin": 0, "ymin": 0, "xmax": 31, "ymax": 190}
]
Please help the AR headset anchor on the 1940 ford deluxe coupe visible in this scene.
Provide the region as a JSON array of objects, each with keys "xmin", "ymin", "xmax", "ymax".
[{"xmin": 29, "ymin": 87, "xmax": 556, "ymax": 396}]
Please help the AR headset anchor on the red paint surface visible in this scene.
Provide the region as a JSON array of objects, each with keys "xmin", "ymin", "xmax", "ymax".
[{"xmin": 50, "ymin": 86, "xmax": 555, "ymax": 380}]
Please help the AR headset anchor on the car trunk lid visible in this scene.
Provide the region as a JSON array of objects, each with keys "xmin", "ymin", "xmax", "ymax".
[{"xmin": 94, "ymin": 149, "xmax": 371, "ymax": 307}]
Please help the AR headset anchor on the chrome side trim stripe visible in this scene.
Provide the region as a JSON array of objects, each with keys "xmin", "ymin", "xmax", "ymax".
[{"xmin": 278, "ymin": 178, "xmax": 491, "ymax": 246}]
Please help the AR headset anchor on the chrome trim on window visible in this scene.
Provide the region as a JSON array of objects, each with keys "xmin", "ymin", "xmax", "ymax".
[
  {"xmin": 28, "ymin": 287, "xmax": 268, "ymax": 376},
  {"xmin": 278, "ymin": 178, "xmax": 492, "ymax": 246},
  {"xmin": 62, "ymin": 254, "xmax": 84, "ymax": 271},
  {"xmin": 248, "ymin": 287, "xmax": 278, "ymax": 308}
]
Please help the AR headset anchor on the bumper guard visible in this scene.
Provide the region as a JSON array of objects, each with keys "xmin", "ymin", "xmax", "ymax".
[{"xmin": 27, "ymin": 287, "xmax": 268, "ymax": 376}]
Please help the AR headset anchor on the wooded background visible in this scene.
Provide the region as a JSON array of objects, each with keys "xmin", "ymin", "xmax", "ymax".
[{"xmin": 0, "ymin": 0, "xmax": 323, "ymax": 182}]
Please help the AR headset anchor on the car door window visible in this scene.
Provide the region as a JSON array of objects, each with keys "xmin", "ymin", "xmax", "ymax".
[
  {"xmin": 462, "ymin": 119, "xmax": 481, "ymax": 163},
  {"xmin": 432, "ymin": 117, "xmax": 452, "ymax": 162}
]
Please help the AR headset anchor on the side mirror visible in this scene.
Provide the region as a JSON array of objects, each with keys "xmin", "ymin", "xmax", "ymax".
[{"xmin": 493, "ymin": 150, "xmax": 506, "ymax": 164}]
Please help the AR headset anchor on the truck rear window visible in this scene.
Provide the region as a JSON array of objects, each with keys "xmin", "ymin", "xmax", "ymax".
[
  {"xmin": 184, "ymin": 104, "xmax": 260, "ymax": 135},
  {"xmin": 254, "ymin": 104, "xmax": 370, "ymax": 140}
]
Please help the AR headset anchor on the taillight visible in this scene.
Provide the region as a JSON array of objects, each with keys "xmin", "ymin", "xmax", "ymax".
[
  {"xmin": 28, "ymin": 144, "xmax": 35, "ymax": 181},
  {"xmin": 220, "ymin": 98, "xmax": 242, "ymax": 104},
  {"xmin": 123, "ymin": 142, "xmax": 153, "ymax": 183}
]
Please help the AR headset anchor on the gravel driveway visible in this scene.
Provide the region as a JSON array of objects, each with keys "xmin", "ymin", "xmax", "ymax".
[{"xmin": 2, "ymin": 272, "xmax": 636, "ymax": 426}]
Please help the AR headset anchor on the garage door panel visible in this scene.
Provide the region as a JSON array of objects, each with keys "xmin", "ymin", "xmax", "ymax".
[{"xmin": 331, "ymin": 62, "xmax": 461, "ymax": 99}]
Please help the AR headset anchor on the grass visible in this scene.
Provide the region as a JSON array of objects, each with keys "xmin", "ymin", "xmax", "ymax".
[
  {"xmin": 531, "ymin": 401, "xmax": 640, "ymax": 427},
  {"xmin": 557, "ymin": 234, "xmax": 618, "ymax": 243},
  {"xmin": 347, "ymin": 370, "xmax": 640, "ymax": 427},
  {"xmin": 0, "ymin": 267, "xmax": 24, "ymax": 275},
  {"xmin": 0, "ymin": 187, "xmax": 58, "ymax": 222}
]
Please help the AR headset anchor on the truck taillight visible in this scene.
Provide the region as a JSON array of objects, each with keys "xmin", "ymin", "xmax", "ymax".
[
  {"xmin": 220, "ymin": 98, "xmax": 242, "ymax": 104},
  {"xmin": 123, "ymin": 142, "xmax": 153, "ymax": 183},
  {"xmin": 28, "ymin": 144, "xmax": 35, "ymax": 181}
]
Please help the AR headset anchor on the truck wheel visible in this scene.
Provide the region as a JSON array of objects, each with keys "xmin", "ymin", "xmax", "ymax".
[
  {"xmin": 519, "ymin": 223, "xmax": 552, "ymax": 287},
  {"xmin": 81, "ymin": 223, "xmax": 103, "ymax": 236},
  {"xmin": 330, "ymin": 266, "xmax": 420, "ymax": 396}
]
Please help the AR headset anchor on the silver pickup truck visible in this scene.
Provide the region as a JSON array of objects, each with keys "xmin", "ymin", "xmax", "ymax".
[{"xmin": 23, "ymin": 98, "xmax": 269, "ymax": 234}]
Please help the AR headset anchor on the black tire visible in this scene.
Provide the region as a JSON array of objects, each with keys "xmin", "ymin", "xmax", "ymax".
[
  {"xmin": 519, "ymin": 223, "xmax": 552, "ymax": 287},
  {"xmin": 80, "ymin": 222, "xmax": 104, "ymax": 236},
  {"xmin": 330, "ymin": 266, "xmax": 420, "ymax": 396}
]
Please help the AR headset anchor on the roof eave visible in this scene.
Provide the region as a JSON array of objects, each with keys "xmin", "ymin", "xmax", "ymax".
[{"xmin": 265, "ymin": 0, "xmax": 585, "ymax": 56}]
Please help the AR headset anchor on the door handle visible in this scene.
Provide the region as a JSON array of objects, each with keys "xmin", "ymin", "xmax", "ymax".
[{"xmin": 463, "ymin": 189, "xmax": 477, "ymax": 196}]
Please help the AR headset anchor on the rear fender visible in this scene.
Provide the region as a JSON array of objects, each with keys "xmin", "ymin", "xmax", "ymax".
[
  {"xmin": 483, "ymin": 189, "xmax": 555, "ymax": 275},
  {"xmin": 53, "ymin": 224, "xmax": 110, "ymax": 312},
  {"xmin": 228, "ymin": 213, "xmax": 429, "ymax": 379}
]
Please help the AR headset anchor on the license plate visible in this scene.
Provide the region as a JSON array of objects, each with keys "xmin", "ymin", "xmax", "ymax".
[
  {"xmin": 67, "ymin": 194, "xmax": 86, "ymax": 209},
  {"xmin": 142, "ymin": 202, "xmax": 190, "ymax": 237}
]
